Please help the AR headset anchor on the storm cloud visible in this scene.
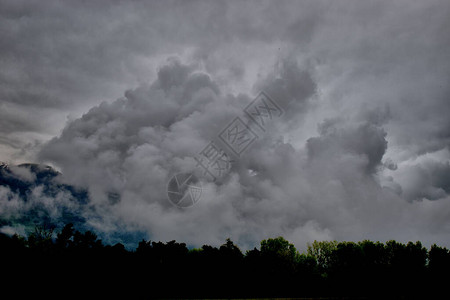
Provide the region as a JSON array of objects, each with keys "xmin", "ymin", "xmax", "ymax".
[{"xmin": 1, "ymin": 0, "xmax": 450, "ymax": 249}]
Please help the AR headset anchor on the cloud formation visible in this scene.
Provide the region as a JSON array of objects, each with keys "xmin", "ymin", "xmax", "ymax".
[{"xmin": 1, "ymin": 0, "xmax": 450, "ymax": 249}]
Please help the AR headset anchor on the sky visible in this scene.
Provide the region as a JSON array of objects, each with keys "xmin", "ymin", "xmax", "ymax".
[{"xmin": 1, "ymin": 0, "xmax": 450, "ymax": 250}]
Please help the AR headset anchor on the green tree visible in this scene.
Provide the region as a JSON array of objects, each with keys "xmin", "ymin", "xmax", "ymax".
[
  {"xmin": 296, "ymin": 252, "xmax": 317, "ymax": 274},
  {"xmin": 307, "ymin": 240, "xmax": 338, "ymax": 274},
  {"xmin": 27, "ymin": 225, "xmax": 54, "ymax": 253},
  {"xmin": 328, "ymin": 241, "xmax": 364, "ymax": 278},
  {"xmin": 261, "ymin": 236, "xmax": 298, "ymax": 261},
  {"xmin": 260, "ymin": 236, "xmax": 299, "ymax": 277},
  {"xmin": 358, "ymin": 240, "xmax": 387, "ymax": 266}
]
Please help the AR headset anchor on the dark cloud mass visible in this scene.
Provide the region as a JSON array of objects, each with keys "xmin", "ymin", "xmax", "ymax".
[{"xmin": 1, "ymin": 0, "xmax": 450, "ymax": 249}]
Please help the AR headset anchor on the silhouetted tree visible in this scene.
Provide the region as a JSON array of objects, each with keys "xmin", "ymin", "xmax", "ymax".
[
  {"xmin": 55, "ymin": 223, "xmax": 74, "ymax": 250},
  {"xmin": 428, "ymin": 243, "xmax": 450, "ymax": 295},
  {"xmin": 72, "ymin": 230, "xmax": 102, "ymax": 250},
  {"xmin": 27, "ymin": 225, "xmax": 54, "ymax": 253},
  {"xmin": 136, "ymin": 239, "xmax": 152, "ymax": 255},
  {"xmin": 429, "ymin": 244, "xmax": 450, "ymax": 274},
  {"xmin": 1, "ymin": 223, "xmax": 449, "ymax": 298},
  {"xmin": 219, "ymin": 238, "xmax": 243, "ymax": 259}
]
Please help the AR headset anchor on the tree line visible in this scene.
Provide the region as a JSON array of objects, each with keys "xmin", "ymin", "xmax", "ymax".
[{"xmin": 1, "ymin": 224, "xmax": 449, "ymax": 298}]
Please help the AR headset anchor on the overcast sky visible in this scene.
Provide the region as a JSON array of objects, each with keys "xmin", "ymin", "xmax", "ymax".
[{"xmin": 1, "ymin": 0, "xmax": 450, "ymax": 250}]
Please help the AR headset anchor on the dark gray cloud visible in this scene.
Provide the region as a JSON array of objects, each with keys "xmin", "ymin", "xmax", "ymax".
[
  {"xmin": 395, "ymin": 157, "xmax": 450, "ymax": 202},
  {"xmin": 1, "ymin": 0, "xmax": 450, "ymax": 249},
  {"xmin": 307, "ymin": 120, "xmax": 387, "ymax": 175}
]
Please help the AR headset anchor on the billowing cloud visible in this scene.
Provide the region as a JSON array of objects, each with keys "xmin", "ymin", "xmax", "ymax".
[
  {"xmin": 36, "ymin": 57, "xmax": 318, "ymax": 247},
  {"xmin": 34, "ymin": 55, "xmax": 450, "ymax": 250},
  {"xmin": 1, "ymin": 0, "xmax": 450, "ymax": 250}
]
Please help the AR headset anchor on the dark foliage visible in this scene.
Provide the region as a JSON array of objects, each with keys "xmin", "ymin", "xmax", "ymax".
[{"xmin": 1, "ymin": 225, "xmax": 449, "ymax": 298}]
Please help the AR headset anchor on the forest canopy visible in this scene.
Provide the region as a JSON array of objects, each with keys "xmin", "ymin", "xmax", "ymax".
[{"xmin": 1, "ymin": 224, "xmax": 449, "ymax": 298}]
